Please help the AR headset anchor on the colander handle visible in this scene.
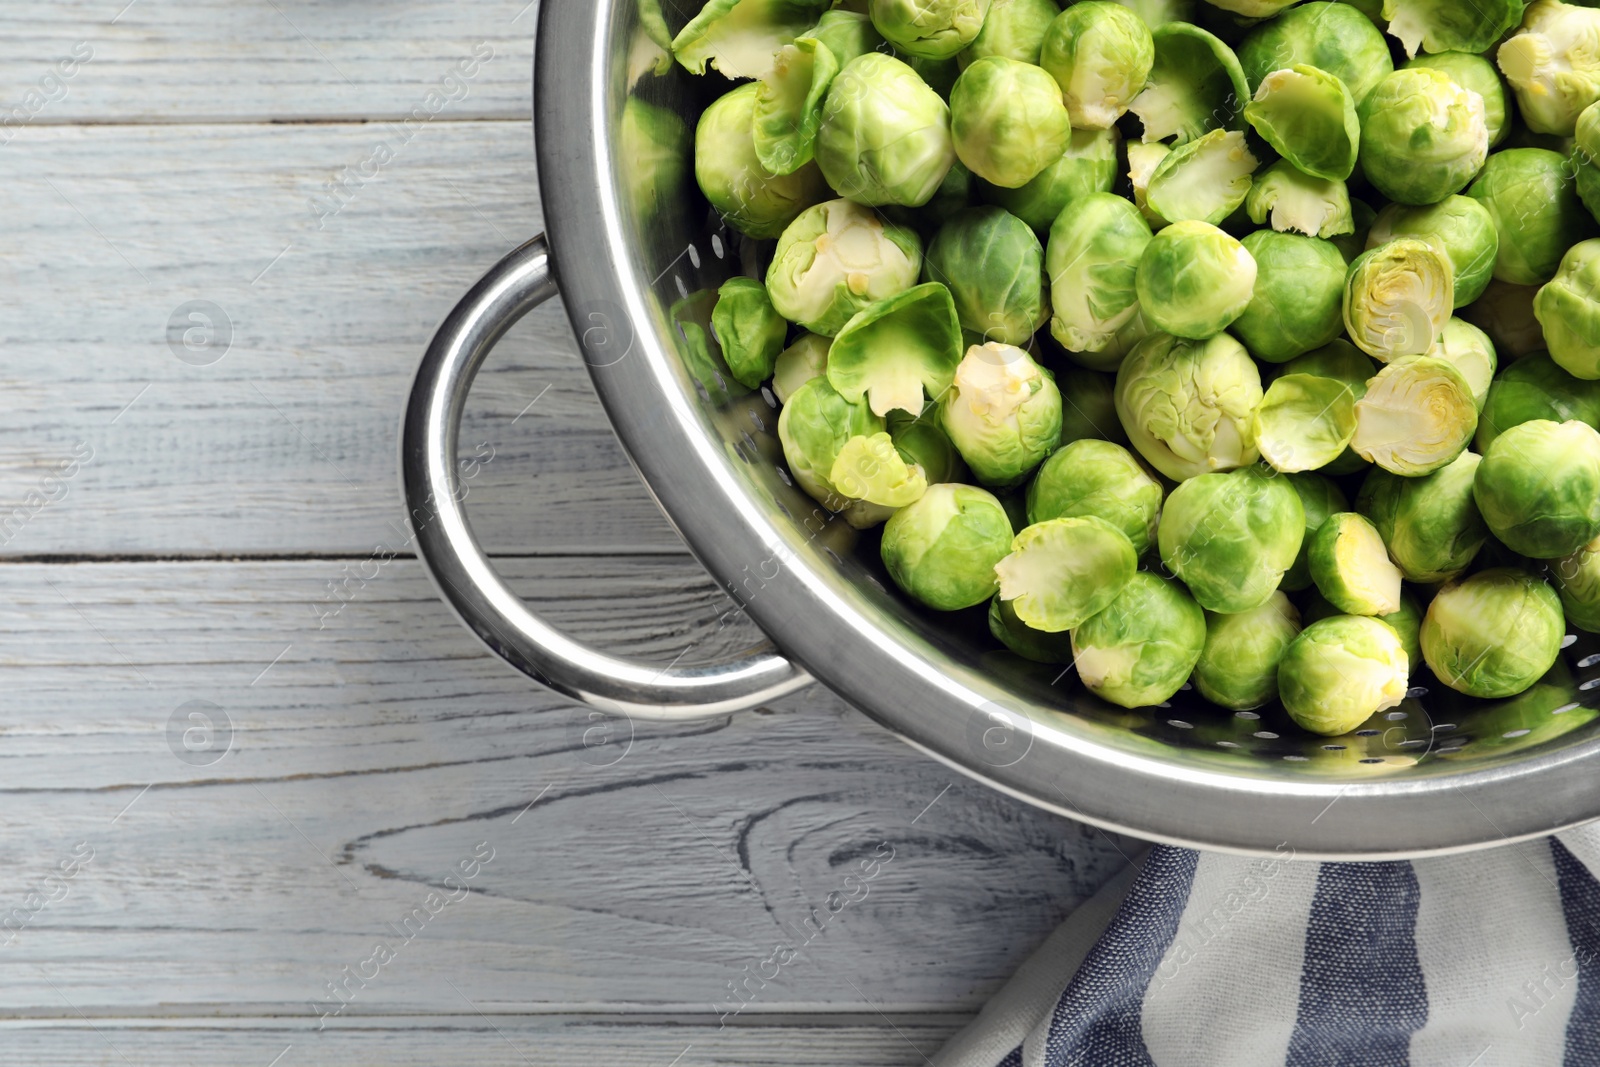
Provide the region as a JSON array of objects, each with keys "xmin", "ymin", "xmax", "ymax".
[{"xmin": 401, "ymin": 235, "xmax": 813, "ymax": 721}]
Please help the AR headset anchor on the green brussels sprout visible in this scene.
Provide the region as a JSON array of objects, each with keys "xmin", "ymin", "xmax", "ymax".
[
  {"xmin": 619, "ymin": 98, "xmax": 692, "ymax": 232},
  {"xmin": 960, "ymin": 0, "xmax": 1061, "ymax": 66},
  {"xmin": 1476, "ymin": 354, "xmax": 1600, "ymax": 451},
  {"xmin": 995, "ymin": 516, "xmax": 1139, "ymax": 630},
  {"xmin": 1553, "ymin": 535, "xmax": 1600, "ymax": 632},
  {"xmin": 1383, "ymin": 0, "xmax": 1529, "ymax": 58},
  {"xmin": 1244, "ymin": 159, "xmax": 1356, "ymax": 239},
  {"xmin": 924, "ymin": 207, "xmax": 1048, "ymax": 346},
  {"xmin": 1127, "ymin": 141, "xmax": 1173, "ymax": 227},
  {"xmin": 1342, "ymin": 238, "xmax": 1456, "ymax": 362},
  {"xmin": 1026, "ymin": 439, "xmax": 1165, "ymax": 553},
  {"xmin": 950, "ymin": 57, "xmax": 1074, "ymax": 188},
  {"xmin": 1299, "ymin": 587, "xmax": 1425, "ymax": 674},
  {"xmin": 778, "ymin": 377, "xmax": 887, "ymax": 514},
  {"xmin": 809, "ymin": 9, "xmax": 888, "ymax": 68},
  {"xmin": 696, "ymin": 84, "xmax": 832, "ymax": 239},
  {"xmin": 1232, "ymin": 230, "xmax": 1348, "ymax": 361},
  {"xmin": 1498, "ymin": 0, "xmax": 1600, "ymax": 136},
  {"xmin": 1281, "ymin": 471, "xmax": 1351, "ymax": 592},
  {"xmin": 1278, "ymin": 615, "xmax": 1410, "ymax": 735},
  {"xmin": 1115, "ymin": 332, "xmax": 1264, "ymax": 480},
  {"xmin": 1577, "ymin": 100, "xmax": 1600, "ymax": 219},
  {"xmin": 1357, "ymin": 451, "xmax": 1488, "ymax": 583},
  {"xmin": 1475, "ymin": 419, "xmax": 1600, "ymax": 558},
  {"xmin": 1351, "ymin": 356, "xmax": 1479, "ymax": 476},
  {"xmin": 1357, "ymin": 68, "xmax": 1490, "ymax": 206},
  {"xmin": 988, "ymin": 594, "xmax": 1077, "ymax": 662},
  {"xmin": 1367, "ymin": 196, "xmax": 1500, "ymax": 308},
  {"xmin": 869, "ymin": 0, "xmax": 992, "ymax": 59},
  {"xmin": 1461, "ymin": 278, "xmax": 1547, "ymax": 360},
  {"xmin": 881, "ymin": 482, "xmax": 1015, "ymax": 609},
  {"xmin": 1144, "ymin": 129, "xmax": 1260, "ymax": 225},
  {"xmin": 1244, "ymin": 65, "xmax": 1361, "ymax": 181},
  {"xmin": 1238, "ymin": 2, "xmax": 1395, "ymax": 105},
  {"xmin": 1421, "ymin": 568, "xmax": 1566, "ymax": 698},
  {"xmin": 1058, "ymin": 367, "xmax": 1131, "ymax": 446},
  {"xmin": 754, "ymin": 37, "xmax": 841, "ymax": 176},
  {"xmin": 977, "ymin": 126, "xmax": 1122, "ymax": 232},
  {"xmin": 1071, "ymin": 572, "xmax": 1207, "ymax": 707},
  {"xmin": 712, "ymin": 278, "xmax": 788, "ymax": 390},
  {"xmin": 1536, "ymin": 239, "xmax": 1600, "ymax": 379},
  {"xmin": 830, "ymin": 431, "xmax": 930, "ymax": 506},
  {"xmin": 1405, "ymin": 50, "xmax": 1512, "ymax": 147},
  {"xmin": 772, "ymin": 332, "xmax": 831, "ymax": 403},
  {"xmin": 827, "ymin": 283, "xmax": 964, "ymax": 415},
  {"xmin": 1039, "ymin": 1, "xmax": 1157, "ymax": 129},
  {"xmin": 1135, "ymin": 220, "xmax": 1257, "ymax": 339},
  {"xmin": 1047, "ymin": 192, "xmax": 1154, "ymax": 355},
  {"xmin": 767, "ymin": 199, "xmax": 924, "ymax": 336},
  {"xmin": 1253, "ymin": 374, "xmax": 1359, "ymax": 473},
  {"xmin": 941, "ymin": 342, "xmax": 1065, "ymax": 485},
  {"xmin": 1192, "ymin": 592, "xmax": 1302, "ymax": 710},
  {"xmin": 1278, "ymin": 340, "xmax": 1379, "ymax": 476},
  {"xmin": 1158, "ymin": 465, "xmax": 1306, "ymax": 614},
  {"xmin": 1468, "ymin": 148, "xmax": 1598, "ymax": 286},
  {"xmin": 1424, "ymin": 318, "xmax": 1498, "ymax": 410},
  {"xmin": 888, "ymin": 403, "xmax": 969, "ymax": 483},
  {"xmin": 1308, "ymin": 512, "xmax": 1404, "ymax": 616},
  {"xmin": 1128, "ymin": 22, "xmax": 1251, "ymax": 145},
  {"xmin": 674, "ymin": 0, "xmax": 836, "ymax": 80},
  {"xmin": 815, "ymin": 53, "xmax": 957, "ymax": 207}
]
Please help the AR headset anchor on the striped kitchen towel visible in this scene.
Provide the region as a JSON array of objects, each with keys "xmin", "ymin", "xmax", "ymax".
[{"xmin": 934, "ymin": 825, "xmax": 1600, "ymax": 1066}]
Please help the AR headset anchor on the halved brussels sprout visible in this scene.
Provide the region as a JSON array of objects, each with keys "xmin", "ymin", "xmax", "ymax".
[
  {"xmin": 1476, "ymin": 354, "xmax": 1600, "ymax": 451},
  {"xmin": 881, "ymin": 482, "xmax": 1015, "ymax": 609},
  {"xmin": 941, "ymin": 342, "xmax": 1064, "ymax": 485},
  {"xmin": 1343, "ymin": 238, "xmax": 1456, "ymax": 361},
  {"xmin": 674, "ymin": 0, "xmax": 834, "ymax": 80},
  {"xmin": 950, "ymin": 57, "xmax": 1074, "ymax": 188},
  {"xmin": 1405, "ymin": 50, "xmax": 1511, "ymax": 147},
  {"xmin": 924, "ymin": 208, "xmax": 1048, "ymax": 347},
  {"xmin": 1238, "ymin": 2, "xmax": 1395, "ymax": 105},
  {"xmin": 1244, "ymin": 159, "xmax": 1355, "ymax": 239},
  {"xmin": 1135, "ymin": 220, "xmax": 1257, "ymax": 339},
  {"xmin": 1281, "ymin": 471, "xmax": 1351, "ymax": 592},
  {"xmin": 1358, "ymin": 68, "xmax": 1489, "ymax": 206},
  {"xmin": 977, "ymin": 126, "xmax": 1122, "ymax": 232},
  {"xmin": 767, "ymin": 199, "xmax": 924, "ymax": 336},
  {"xmin": 1115, "ymin": 332, "xmax": 1263, "ymax": 481},
  {"xmin": 1356, "ymin": 451, "xmax": 1488, "ymax": 584},
  {"xmin": 961, "ymin": 0, "xmax": 1060, "ymax": 66},
  {"xmin": 1279, "ymin": 616, "xmax": 1410, "ymax": 735},
  {"xmin": 1498, "ymin": 0, "xmax": 1600, "ymax": 136},
  {"xmin": 1253, "ymin": 374, "xmax": 1359, "ymax": 474},
  {"xmin": 1461, "ymin": 278, "xmax": 1546, "ymax": 360},
  {"xmin": 1244, "ymin": 65, "xmax": 1361, "ymax": 181},
  {"xmin": 1554, "ymin": 535, "xmax": 1600, "ymax": 633},
  {"xmin": 831, "ymin": 431, "xmax": 930, "ymax": 506},
  {"xmin": 1144, "ymin": 128, "xmax": 1260, "ymax": 225},
  {"xmin": 1474, "ymin": 418, "xmax": 1600, "ymax": 558},
  {"xmin": 809, "ymin": 9, "xmax": 887, "ymax": 67},
  {"xmin": 989, "ymin": 594, "xmax": 1077, "ymax": 663},
  {"xmin": 1383, "ymin": 0, "xmax": 1529, "ymax": 59},
  {"xmin": 1128, "ymin": 22, "xmax": 1250, "ymax": 144},
  {"xmin": 827, "ymin": 283, "xmax": 964, "ymax": 415},
  {"xmin": 1071, "ymin": 572, "xmax": 1207, "ymax": 708},
  {"xmin": 712, "ymin": 278, "xmax": 788, "ymax": 390},
  {"xmin": 778, "ymin": 376, "xmax": 886, "ymax": 515},
  {"xmin": 1026, "ymin": 439, "xmax": 1165, "ymax": 554},
  {"xmin": 1309, "ymin": 512, "xmax": 1404, "ymax": 616},
  {"xmin": 1468, "ymin": 148, "xmax": 1598, "ymax": 286},
  {"xmin": 995, "ymin": 516, "xmax": 1138, "ymax": 630},
  {"xmin": 1422, "ymin": 568, "xmax": 1566, "ymax": 698},
  {"xmin": 1039, "ymin": 1, "xmax": 1157, "ymax": 129},
  {"xmin": 1058, "ymin": 367, "xmax": 1130, "ymax": 446},
  {"xmin": 869, "ymin": 0, "xmax": 992, "ymax": 59},
  {"xmin": 1047, "ymin": 192, "xmax": 1155, "ymax": 355},
  {"xmin": 755, "ymin": 37, "xmax": 841, "ymax": 176},
  {"xmin": 1351, "ymin": 356, "xmax": 1479, "ymax": 476},
  {"xmin": 1158, "ymin": 465, "xmax": 1305, "ymax": 614},
  {"xmin": 1232, "ymin": 230, "xmax": 1349, "ymax": 362},
  {"xmin": 1192, "ymin": 592, "xmax": 1301, "ymax": 711},
  {"xmin": 1424, "ymin": 318, "xmax": 1498, "ymax": 410},
  {"xmin": 772, "ymin": 332, "xmax": 830, "ymax": 403},
  {"xmin": 815, "ymin": 53, "xmax": 957, "ymax": 207},
  {"xmin": 1127, "ymin": 141, "xmax": 1173, "ymax": 227},
  {"xmin": 1535, "ymin": 238, "xmax": 1600, "ymax": 379},
  {"xmin": 696, "ymin": 84, "xmax": 831, "ymax": 239},
  {"xmin": 1367, "ymin": 196, "xmax": 1500, "ymax": 308}
]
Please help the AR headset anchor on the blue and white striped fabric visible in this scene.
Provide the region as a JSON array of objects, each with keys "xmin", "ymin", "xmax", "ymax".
[{"xmin": 935, "ymin": 826, "xmax": 1600, "ymax": 1067}]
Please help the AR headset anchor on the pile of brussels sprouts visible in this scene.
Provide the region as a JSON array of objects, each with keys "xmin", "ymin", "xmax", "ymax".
[{"xmin": 667, "ymin": 0, "xmax": 1600, "ymax": 737}]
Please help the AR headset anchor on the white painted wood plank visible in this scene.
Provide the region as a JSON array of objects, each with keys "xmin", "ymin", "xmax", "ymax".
[{"xmin": 0, "ymin": 558, "xmax": 1127, "ymax": 1015}]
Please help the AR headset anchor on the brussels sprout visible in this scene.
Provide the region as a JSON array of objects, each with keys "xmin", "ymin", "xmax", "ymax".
[
  {"xmin": 1279, "ymin": 340, "xmax": 1380, "ymax": 476},
  {"xmin": 828, "ymin": 283, "xmax": 964, "ymax": 415},
  {"xmin": 1039, "ymin": 2, "xmax": 1157, "ymax": 129},
  {"xmin": 988, "ymin": 594, "xmax": 1077, "ymax": 662},
  {"xmin": 1135, "ymin": 220, "xmax": 1257, "ymax": 339},
  {"xmin": 831, "ymin": 431, "xmax": 930, "ymax": 506},
  {"xmin": 1244, "ymin": 159, "xmax": 1356, "ymax": 239},
  {"xmin": 1144, "ymin": 129, "xmax": 1260, "ymax": 225},
  {"xmin": 1128, "ymin": 22, "xmax": 1251, "ymax": 145},
  {"xmin": 1474, "ymin": 419, "xmax": 1600, "ymax": 558},
  {"xmin": 1232, "ymin": 231, "xmax": 1348, "ymax": 361},
  {"xmin": 1554, "ymin": 535, "xmax": 1600, "ymax": 632},
  {"xmin": 1421, "ymin": 568, "xmax": 1566, "ymax": 697},
  {"xmin": 1461, "ymin": 278, "xmax": 1547, "ymax": 360},
  {"xmin": 950, "ymin": 57, "xmax": 1074, "ymax": 188},
  {"xmin": 1058, "ymin": 367, "xmax": 1131, "ymax": 446},
  {"xmin": 696, "ymin": 85, "xmax": 831, "ymax": 239},
  {"xmin": 941, "ymin": 342, "xmax": 1065, "ymax": 485},
  {"xmin": 1192, "ymin": 592, "xmax": 1302, "ymax": 710},
  {"xmin": 1159, "ymin": 465, "xmax": 1305, "ymax": 614},
  {"xmin": 888, "ymin": 403, "xmax": 969, "ymax": 483},
  {"xmin": 1367, "ymin": 197, "xmax": 1500, "ymax": 308},
  {"xmin": 712, "ymin": 278, "xmax": 788, "ymax": 390},
  {"xmin": 778, "ymin": 377, "xmax": 886, "ymax": 514},
  {"xmin": 1383, "ymin": 0, "xmax": 1529, "ymax": 58},
  {"xmin": 1357, "ymin": 68, "xmax": 1490, "ymax": 206},
  {"xmin": 767, "ymin": 199, "xmax": 924, "ymax": 336},
  {"xmin": 1343, "ymin": 238, "xmax": 1456, "ymax": 361},
  {"xmin": 772, "ymin": 332, "xmax": 831, "ymax": 403},
  {"xmin": 1112, "ymin": 0, "xmax": 1196, "ymax": 27},
  {"xmin": 1115, "ymin": 332, "xmax": 1264, "ymax": 480},
  {"xmin": 1071, "ymin": 572, "xmax": 1207, "ymax": 707},
  {"xmin": 1476, "ymin": 354, "xmax": 1600, "ymax": 450},
  {"xmin": 881, "ymin": 482, "xmax": 1015, "ymax": 609},
  {"xmin": 1245, "ymin": 65, "xmax": 1361, "ymax": 182},
  {"xmin": 1253, "ymin": 374, "xmax": 1359, "ymax": 473},
  {"xmin": 1499, "ymin": 0, "xmax": 1600, "ymax": 136},
  {"xmin": 1351, "ymin": 356, "xmax": 1479, "ymax": 476},
  {"xmin": 1300, "ymin": 588, "xmax": 1425, "ymax": 676},
  {"xmin": 1535, "ymin": 239, "xmax": 1600, "ymax": 379},
  {"xmin": 620, "ymin": 98, "xmax": 692, "ymax": 231},
  {"xmin": 1405, "ymin": 51, "xmax": 1512, "ymax": 147},
  {"xmin": 1278, "ymin": 615, "xmax": 1410, "ymax": 735},
  {"xmin": 1468, "ymin": 148, "xmax": 1598, "ymax": 286},
  {"xmin": 672, "ymin": 288, "xmax": 747, "ymax": 407},
  {"xmin": 869, "ymin": 0, "xmax": 992, "ymax": 59},
  {"xmin": 995, "ymin": 516, "xmax": 1138, "ymax": 630},
  {"xmin": 674, "ymin": 0, "xmax": 835, "ymax": 80},
  {"xmin": 809, "ymin": 9, "xmax": 888, "ymax": 67},
  {"xmin": 1356, "ymin": 452, "xmax": 1488, "ymax": 583},
  {"xmin": 1047, "ymin": 192, "xmax": 1154, "ymax": 355},
  {"xmin": 961, "ymin": 0, "xmax": 1061, "ymax": 66},
  {"xmin": 1026, "ymin": 439, "xmax": 1165, "ymax": 553},
  {"xmin": 1281, "ymin": 471, "xmax": 1351, "ymax": 592},
  {"xmin": 977, "ymin": 126, "xmax": 1121, "ymax": 232},
  {"xmin": 1422, "ymin": 318, "xmax": 1498, "ymax": 410},
  {"xmin": 923, "ymin": 208, "xmax": 1048, "ymax": 346},
  {"xmin": 815, "ymin": 53, "xmax": 957, "ymax": 207},
  {"xmin": 1308, "ymin": 512, "xmax": 1404, "ymax": 616},
  {"xmin": 1207, "ymin": 0, "xmax": 1299, "ymax": 16},
  {"xmin": 1127, "ymin": 141, "xmax": 1173, "ymax": 227},
  {"xmin": 755, "ymin": 37, "xmax": 841, "ymax": 176},
  {"xmin": 1238, "ymin": 2, "xmax": 1395, "ymax": 105}
]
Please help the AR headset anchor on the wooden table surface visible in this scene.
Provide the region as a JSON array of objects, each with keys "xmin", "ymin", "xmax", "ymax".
[{"xmin": 0, "ymin": 2, "xmax": 1131, "ymax": 1062}]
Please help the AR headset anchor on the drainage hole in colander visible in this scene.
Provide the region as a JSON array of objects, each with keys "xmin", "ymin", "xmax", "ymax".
[
  {"xmin": 1322, "ymin": 744, "xmax": 1346, "ymax": 750},
  {"xmin": 1579, "ymin": 653, "xmax": 1600, "ymax": 668},
  {"xmin": 1283, "ymin": 754, "xmax": 1309, "ymax": 761},
  {"xmin": 1253, "ymin": 730, "xmax": 1279, "ymax": 739},
  {"xmin": 1554, "ymin": 702, "xmax": 1581, "ymax": 715},
  {"xmin": 776, "ymin": 467, "xmax": 792, "ymax": 486},
  {"xmin": 1503, "ymin": 729, "xmax": 1532, "ymax": 738},
  {"xmin": 1359, "ymin": 758, "xmax": 1385, "ymax": 764},
  {"xmin": 761, "ymin": 386, "xmax": 778, "ymax": 409},
  {"xmin": 1431, "ymin": 723, "xmax": 1457, "ymax": 732},
  {"xmin": 1216, "ymin": 740, "xmax": 1240, "ymax": 748},
  {"xmin": 1581, "ymin": 678, "xmax": 1600, "ymax": 691},
  {"xmin": 1234, "ymin": 710, "xmax": 1261, "ymax": 720},
  {"xmin": 1406, "ymin": 686, "xmax": 1429, "ymax": 699},
  {"xmin": 1167, "ymin": 719, "xmax": 1193, "ymax": 729},
  {"xmin": 711, "ymin": 233, "xmax": 725, "ymax": 259},
  {"xmin": 1354, "ymin": 729, "xmax": 1380, "ymax": 736},
  {"xmin": 1385, "ymin": 710, "xmax": 1408, "ymax": 720},
  {"xmin": 749, "ymin": 409, "xmax": 767, "ymax": 432},
  {"xmin": 824, "ymin": 547, "xmax": 842, "ymax": 565},
  {"xmin": 1564, "ymin": 634, "xmax": 1580, "ymax": 649}
]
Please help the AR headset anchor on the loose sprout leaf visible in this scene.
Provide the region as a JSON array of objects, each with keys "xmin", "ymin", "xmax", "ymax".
[
  {"xmin": 995, "ymin": 516, "xmax": 1137, "ymax": 632},
  {"xmin": 1128, "ymin": 22, "xmax": 1251, "ymax": 145},
  {"xmin": 1243, "ymin": 65, "xmax": 1360, "ymax": 182},
  {"xmin": 1144, "ymin": 128, "xmax": 1259, "ymax": 226},
  {"xmin": 830, "ymin": 432, "xmax": 930, "ymax": 507},
  {"xmin": 1244, "ymin": 159, "xmax": 1355, "ymax": 239},
  {"xmin": 1382, "ymin": 0, "xmax": 1528, "ymax": 59},
  {"xmin": 673, "ymin": 0, "xmax": 834, "ymax": 80},
  {"xmin": 827, "ymin": 282, "xmax": 963, "ymax": 416},
  {"xmin": 1254, "ymin": 374, "xmax": 1358, "ymax": 473},
  {"xmin": 754, "ymin": 37, "xmax": 841, "ymax": 175}
]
